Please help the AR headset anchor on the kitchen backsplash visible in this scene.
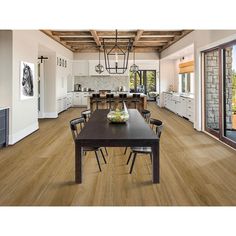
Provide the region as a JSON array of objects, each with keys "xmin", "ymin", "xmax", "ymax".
[{"xmin": 74, "ymin": 76, "xmax": 129, "ymax": 91}]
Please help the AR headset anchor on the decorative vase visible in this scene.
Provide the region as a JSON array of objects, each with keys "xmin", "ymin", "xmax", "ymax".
[{"xmin": 107, "ymin": 102, "xmax": 129, "ymax": 123}]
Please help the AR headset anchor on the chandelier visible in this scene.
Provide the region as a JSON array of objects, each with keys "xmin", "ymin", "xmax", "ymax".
[
  {"xmin": 95, "ymin": 46, "xmax": 104, "ymax": 74},
  {"xmin": 102, "ymin": 29, "xmax": 132, "ymax": 74},
  {"xmin": 130, "ymin": 46, "xmax": 139, "ymax": 73}
]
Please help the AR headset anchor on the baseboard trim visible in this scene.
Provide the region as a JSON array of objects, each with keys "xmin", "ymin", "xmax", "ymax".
[
  {"xmin": 9, "ymin": 122, "xmax": 39, "ymax": 145},
  {"xmin": 43, "ymin": 112, "xmax": 58, "ymax": 118}
]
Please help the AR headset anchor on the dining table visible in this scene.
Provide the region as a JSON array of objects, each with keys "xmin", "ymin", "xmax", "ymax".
[{"xmin": 74, "ymin": 109, "xmax": 160, "ymax": 184}]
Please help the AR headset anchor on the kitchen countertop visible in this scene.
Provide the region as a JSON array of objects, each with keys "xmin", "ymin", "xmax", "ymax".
[{"xmin": 163, "ymin": 91, "xmax": 194, "ymax": 99}]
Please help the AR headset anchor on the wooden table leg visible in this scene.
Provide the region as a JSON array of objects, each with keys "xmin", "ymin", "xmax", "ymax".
[
  {"xmin": 75, "ymin": 143, "xmax": 83, "ymax": 184},
  {"xmin": 152, "ymin": 141, "xmax": 160, "ymax": 183}
]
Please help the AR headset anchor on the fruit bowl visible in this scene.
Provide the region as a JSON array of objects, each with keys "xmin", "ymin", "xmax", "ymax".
[{"xmin": 107, "ymin": 109, "xmax": 129, "ymax": 123}]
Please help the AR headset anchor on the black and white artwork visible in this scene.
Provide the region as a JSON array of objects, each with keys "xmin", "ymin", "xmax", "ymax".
[{"xmin": 20, "ymin": 61, "xmax": 34, "ymax": 100}]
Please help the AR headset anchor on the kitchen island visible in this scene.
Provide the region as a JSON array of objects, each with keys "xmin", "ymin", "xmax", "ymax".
[{"xmin": 88, "ymin": 93, "xmax": 147, "ymax": 111}]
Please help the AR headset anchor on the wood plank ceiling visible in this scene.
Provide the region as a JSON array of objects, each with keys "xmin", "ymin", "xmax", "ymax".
[{"xmin": 41, "ymin": 30, "xmax": 192, "ymax": 53}]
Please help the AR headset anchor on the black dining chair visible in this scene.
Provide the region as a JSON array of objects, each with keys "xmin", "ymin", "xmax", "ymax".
[
  {"xmin": 126, "ymin": 118, "xmax": 163, "ymax": 174},
  {"xmin": 81, "ymin": 109, "xmax": 109, "ymax": 156},
  {"xmin": 70, "ymin": 117, "xmax": 107, "ymax": 172},
  {"xmin": 106, "ymin": 93, "xmax": 115, "ymax": 110},
  {"xmin": 141, "ymin": 109, "xmax": 151, "ymax": 123},
  {"xmin": 131, "ymin": 93, "xmax": 141, "ymax": 109},
  {"xmin": 123, "ymin": 109, "xmax": 151, "ymax": 155}
]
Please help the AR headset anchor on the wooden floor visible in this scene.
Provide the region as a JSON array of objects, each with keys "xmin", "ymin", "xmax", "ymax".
[{"xmin": 0, "ymin": 103, "xmax": 236, "ymax": 206}]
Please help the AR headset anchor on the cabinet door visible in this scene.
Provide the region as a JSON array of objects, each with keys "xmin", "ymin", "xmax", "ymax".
[
  {"xmin": 73, "ymin": 61, "xmax": 88, "ymax": 76},
  {"xmin": 73, "ymin": 93, "xmax": 81, "ymax": 106},
  {"xmin": 179, "ymin": 97, "xmax": 187, "ymax": 117},
  {"xmin": 81, "ymin": 92, "xmax": 89, "ymax": 106}
]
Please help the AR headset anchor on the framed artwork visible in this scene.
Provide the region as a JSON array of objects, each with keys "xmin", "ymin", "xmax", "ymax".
[
  {"xmin": 20, "ymin": 61, "xmax": 35, "ymax": 100},
  {"xmin": 65, "ymin": 60, "xmax": 67, "ymax": 68},
  {"xmin": 59, "ymin": 58, "xmax": 61, "ymax": 66},
  {"xmin": 62, "ymin": 59, "xmax": 64, "ymax": 67}
]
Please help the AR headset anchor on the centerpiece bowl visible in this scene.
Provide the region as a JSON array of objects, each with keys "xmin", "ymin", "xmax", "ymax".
[{"xmin": 107, "ymin": 102, "xmax": 129, "ymax": 123}]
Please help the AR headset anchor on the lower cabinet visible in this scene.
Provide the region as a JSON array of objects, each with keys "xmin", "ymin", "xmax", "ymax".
[
  {"xmin": 163, "ymin": 92, "xmax": 194, "ymax": 123},
  {"xmin": 73, "ymin": 92, "xmax": 88, "ymax": 107},
  {"xmin": 0, "ymin": 108, "xmax": 9, "ymax": 147},
  {"xmin": 57, "ymin": 96, "xmax": 68, "ymax": 114}
]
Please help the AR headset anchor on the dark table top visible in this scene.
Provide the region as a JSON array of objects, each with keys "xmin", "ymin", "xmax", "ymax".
[{"xmin": 76, "ymin": 109, "xmax": 158, "ymax": 146}]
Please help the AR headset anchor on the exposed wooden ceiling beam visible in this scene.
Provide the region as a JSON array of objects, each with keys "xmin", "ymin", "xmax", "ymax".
[
  {"xmin": 40, "ymin": 30, "xmax": 74, "ymax": 52},
  {"xmin": 142, "ymin": 31, "xmax": 183, "ymax": 36},
  {"xmin": 135, "ymin": 42, "xmax": 166, "ymax": 47},
  {"xmin": 139, "ymin": 37, "xmax": 174, "ymax": 41},
  {"xmin": 160, "ymin": 30, "xmax": 193, "ymax": 52},
  {"xmin": 97, "ymin": 31, "xmax": 136, "ymax": 37},
  {"xmin": 133, "ymin": 30, "xmax": 144, "ymax": 46},
  {"xmin": 90, "ymin": 30, "xmax": 101, "ymax": 47},
  {"xmin": 52, "ymin": 31, "xmax": 91, "ymax": 36},
  {"xmin": 60, "ymin": 37, "xmax": 95, "ymax": 42}
]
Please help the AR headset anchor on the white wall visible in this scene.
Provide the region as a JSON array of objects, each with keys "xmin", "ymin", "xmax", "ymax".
[
  {"xmin": 160, "ymin": 30, "xmax": 236, "ymax": 131},
  {"xmin": 3, "ymin": 30, "xmax": 73, "ymax": 144}
]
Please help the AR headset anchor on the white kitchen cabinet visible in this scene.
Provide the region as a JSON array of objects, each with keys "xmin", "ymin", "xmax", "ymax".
[
  {"xmin": 163, "ymin": 92, "xmax": 194, "ymax": 123},
  {"xmin": 73, "ymin": 61, "xmax": 89, "ymax": 76},
  {"xmin": 57, "ymin": 96, "xmax": 68, "ymax": 114},
  {"xmin": 186, "ymin": 98, "xmax": 194, "ymax": 122},
  {"xmin": 179, "ymin": 97, "xmax": 187, "ymax": 117},
  {"xmin": 73, "ymin": 92, "xmax": 88, "ymax": 107},
  {"xmin": 66, "ymin": 93, "xmax": 73, "ymax": 109}
]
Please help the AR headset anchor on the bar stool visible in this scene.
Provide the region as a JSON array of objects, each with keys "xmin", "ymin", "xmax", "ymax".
[
  {"xmin": 141, "ymin": 109, "xmax": 151, "ymax": 123},
  {"xmin": 118, "ymin": 93, "xmax": 128, "ymax": 109},
  {"xmin": 106, "ymin": 94, "xmax": 115, "ymax": 110},
  {"xmin": 131, "ymin": 93, "xmax": 141, "ymax": 109},
  {"xmin": 92, "ymin": 93, "xmax": 102, "ymax": 110}
]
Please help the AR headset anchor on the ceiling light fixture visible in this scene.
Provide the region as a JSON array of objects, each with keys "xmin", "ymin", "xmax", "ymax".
[
  {"xmin": 102, "ymin": 29, "xmax": 132, "ymax": 74},
  {"xmin": 130, "ymin": 46, "xmax": 139, "ymax": 73},
  {"xmin": 95, "ymin": 46, "xmax": 104, "ymax": 74}
]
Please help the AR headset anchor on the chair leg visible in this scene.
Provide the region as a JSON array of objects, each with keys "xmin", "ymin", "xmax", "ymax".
[
  {"xmin": 94, "ymin": 151, "xmax": 102, "ymax": 172},
  {"xmin": 100, "ymin": 149, "xmax": 107, "ymax": 164},
  {"xmin": 126, "ymin": 152, "xmax": 133, "ymax": 165},
  {"xmin": 104, "ymin": 147, "xmax": 108, "ymax": 156},
  {"xmin": 129, "ymin": 153, "xmax": 137, "ymax": 174},
  {"xmin": 149, "ymin": 153, "xmax": 152, "ymax": 163},
  {"xmin": 124, "ymin": 147, "xmax": 128, "ymax": 155}
]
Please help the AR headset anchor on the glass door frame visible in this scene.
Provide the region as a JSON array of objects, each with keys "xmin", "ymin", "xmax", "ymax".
[{"xmin": 202, "ymin": 40, "xmax": 236, "ymax": 149}]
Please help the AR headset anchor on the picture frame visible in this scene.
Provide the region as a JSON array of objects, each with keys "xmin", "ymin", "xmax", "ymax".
[{"xmin": 20, "ymin": 61, "xmax": 35, "ymax": 100}]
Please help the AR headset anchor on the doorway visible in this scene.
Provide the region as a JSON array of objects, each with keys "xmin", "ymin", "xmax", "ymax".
[{"xmin": 203, "ymin": 42, "xmax": 236, "ymax": 148}]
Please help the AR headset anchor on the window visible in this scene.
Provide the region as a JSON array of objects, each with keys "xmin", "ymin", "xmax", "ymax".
[
  {"xmin": 129, "ymin": 70, "xmax": 157, "ymax": 99},
  {"xmin": 178, "ymin": 72, "xmax": 194, "ymax": 93}
]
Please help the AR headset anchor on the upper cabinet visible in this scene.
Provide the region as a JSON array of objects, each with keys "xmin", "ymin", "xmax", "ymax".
[{"xmin": 73, "ymin": 61, "xmax": 89, "ymax": 76}]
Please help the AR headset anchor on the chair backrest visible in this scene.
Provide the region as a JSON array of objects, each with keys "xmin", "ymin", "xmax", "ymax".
[
  {"xmin": 119, "ymin": 93, "xmax": 127, "ymax": 99},
  {"xmin": 133, "ymin": 93, "xmax": 141, "ymax": 98},
  {"xmin": 69, "ymin": 117, "xmax": 85, "ymax": 141},
  {"xmin": 150, "ymin": 118, "xmax": 163, "ymax": 138},
  {"xmin": 81, "ymin": 109, "xmax": 91, "ymax": 122},
  {"xmin": 106, "ymin": 93, "xmax": 114, "ymax": 99},
  {"xmin": 92, "ymin": 93, "xmax": 100, "ymax": 98},
  {"xmin": 141, "ymin": 109, "xmax": 151, "ymax": 123}
]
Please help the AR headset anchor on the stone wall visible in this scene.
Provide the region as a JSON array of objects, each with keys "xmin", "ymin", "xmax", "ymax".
[
  {"xmin": 74, "ymin": 75, "xmax": 129, "ymax": 91},
  {"xmin": 205, "ymin": 50, "xmax": 220, "ymax": 130},
  {"xmin": 225, "ymin": 47, "xmax": 233, "ymax": 130}
]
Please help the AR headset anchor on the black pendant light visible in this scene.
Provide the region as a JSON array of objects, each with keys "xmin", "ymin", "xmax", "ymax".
[
  {"xmin": 95, "ymin": 46, "xmax": 104, "ymax": 74},
  {"xmin": 130, "ymin": 46, "xmax": 139, "ymax": 73},
  {"xmin": 102, "ymin": 29, "xmax": 132, "ymax": 74}
]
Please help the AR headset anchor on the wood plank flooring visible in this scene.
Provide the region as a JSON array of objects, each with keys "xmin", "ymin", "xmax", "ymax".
[{"xmin": 0, "ymin": 102, "xmax": 236, "ymax": 206}]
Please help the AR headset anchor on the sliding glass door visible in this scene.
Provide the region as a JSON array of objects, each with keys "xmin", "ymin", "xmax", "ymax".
[
  {"xmin": 203, "ymin": 42, "xmax": 236, "ymax": 148},
  {"xmin": 222, "ymin": 44, "xmax": 236, "ymax": 145}
]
